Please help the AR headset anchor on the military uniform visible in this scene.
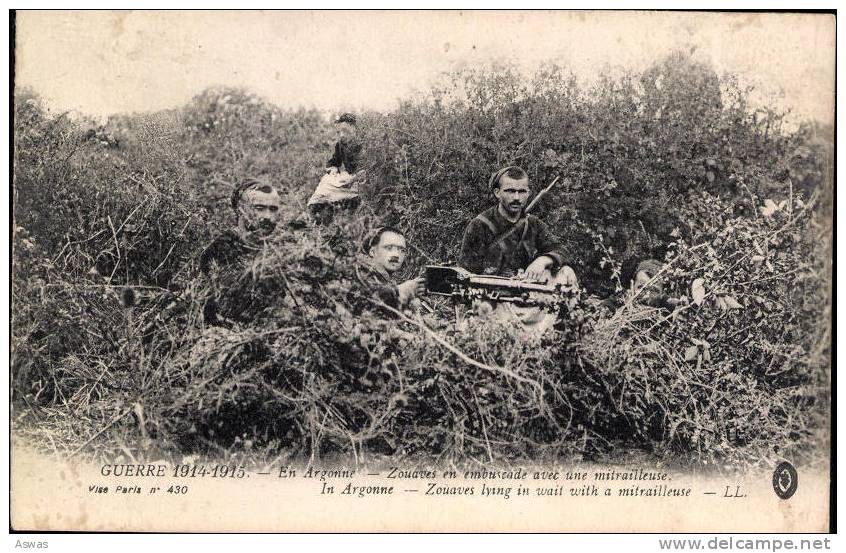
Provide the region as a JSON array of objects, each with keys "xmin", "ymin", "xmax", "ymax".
[
  {"xmin": 306, "ymin": 135, "xmax": 364, "ymax": 218},
  {"xmin": 353, "ymin": 255, "xmax": 422, "ymax": 317},
  {"xmin": 459, "ymin": 205, "xmax": 571, "ymax": 277},
  {"xmin": 354, "ymin": 256, "xmax": 403, "ymax": 311},
  {"xmin": 327, "ymin": 136, "xmax": 363, "ymax": 174},
  {"xmin": 459, "ymin": 206, "xmax": 577, "ymax": 333},
  {"xmin": 199, "ymin": 230, "xmax": 285, "ymax": 327}
]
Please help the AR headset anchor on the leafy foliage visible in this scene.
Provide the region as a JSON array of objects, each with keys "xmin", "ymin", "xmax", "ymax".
[{"xmin": 11, "ymin": 53, "xmax": 832, "ymax": 470}]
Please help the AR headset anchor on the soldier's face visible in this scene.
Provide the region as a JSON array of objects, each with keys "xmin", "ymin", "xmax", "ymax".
[
  {"xmin": 336, "ymin": 122, "xmax": 356, "ymax": 140},
  {"xmin": 494, "ymin": 175, "xmax": 531, "ymax": 217},
  {"xmin": 633, "ymin": 270, "xmax": 653, "ymax": 291},
  {"xmin": 632, "ymin": 269, "xmax": 665, "ymax": 305},
  {"xmin": 239, "ymin": 188, "xmax": 282, "ymax": 238},
  {"xmin": 370, "ymin": 231, "xmax": 407, "ymax": 274}
]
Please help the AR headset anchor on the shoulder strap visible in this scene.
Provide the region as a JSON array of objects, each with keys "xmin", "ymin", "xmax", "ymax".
[
  {"xmin": 478, "ymin": 212, "xmax": 534, "ymax": 259},
  {"xmin": 475, "ymin": 213, "xmax": 509, "ymax": 256},
  {"xmin": 520, "ymin": 215, "xmax": 535, "ymax": 257},
  {"xmin": 475, "ymin": 213, "xmax": 498, "ymax": 235}
]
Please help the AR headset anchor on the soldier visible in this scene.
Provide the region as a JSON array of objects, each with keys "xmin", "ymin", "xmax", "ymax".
[
  {"xmin": 593, "ymin": 258, "xmax": 679, "ymax": 315},
  {"xmin": 459, "ymin": 165, "xmax": 578, "ymax": 329},
  {"xmin": 326, "ymin": 113, "xmax": 364, "ymax": 179},
  {"xmin": 628, "ymin": 258, "xmax": 682, "ymax": 308},
  {"xmin": 355, "ymin": 226, "xmax": 425, "ymax": 311},
  {"xmin": 307, "ymin": 113, "xmax": 364, "ymax": 224},
  {"xmin": 199, "ymin": 177, "xmax": 285, "ymax": 327}
]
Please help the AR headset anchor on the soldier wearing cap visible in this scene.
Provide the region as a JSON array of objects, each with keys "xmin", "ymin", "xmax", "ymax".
[
  {"xmin": 355, "ymin": 226, "xmax": 425, "ymax": 311},
  {"xmin": 458, "ymin": 166, "xmax": 578, "ymax": 330},
  {"xmin": 460, "ymin": 166, "xmax": 577, "ymax": 283},
  {"xmin": 199, "ymin": 177, "xmax": 285, "ymax": 326}
]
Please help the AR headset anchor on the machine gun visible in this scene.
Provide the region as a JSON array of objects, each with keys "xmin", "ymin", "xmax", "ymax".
[
  {"xmin": 424, "ymin": 265, "xmax": 577, "ymax": 311},
  {"xmin": 422, "ymin": 175, "xmax": 576, "ymax": 314}
]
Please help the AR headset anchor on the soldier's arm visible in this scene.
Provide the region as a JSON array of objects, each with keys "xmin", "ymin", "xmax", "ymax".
[
  {"xmin": 198, "ymin": 237, "xmax": 242, "ymax": 327},
  {"xmin": 199, "ymin": 263, "xmax": 224, "ymax": 327},
  {"xmin": 355, "ymin": 265, "xmax": 401, "ymax": 309},
  {"xmin": 534, "ymin": 219, "xmax": 568, "ymax": 271},
  {"xmin": 397, "ymin": 277, "xmax": 425, "ymax": 306},
  {"xmin": 327, "ymin": 141, "xmax": 343, "ymax": 169},
  {"xmin": 458, "ymin": 219, "xmax": 491, "ymax": 274}
]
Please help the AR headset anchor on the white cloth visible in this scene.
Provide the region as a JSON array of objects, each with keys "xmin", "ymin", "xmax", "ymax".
[
  {"xmin": 307, "ymin": 169, "xmax": 363, "ymax": 206},
  {"xmin": 480, "ymin": 266, "xmax": 579, "ymax": 334}
]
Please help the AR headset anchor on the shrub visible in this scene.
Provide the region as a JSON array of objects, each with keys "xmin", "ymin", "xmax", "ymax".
[{"xmin": 11, "ymin": 53, "xmax": 832, "ymax": 470}]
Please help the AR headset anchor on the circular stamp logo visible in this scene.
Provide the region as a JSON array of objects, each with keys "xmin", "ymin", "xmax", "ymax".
[{"xmin": 772, "ymin": 461, "xmax": 798, "ymax": 500}]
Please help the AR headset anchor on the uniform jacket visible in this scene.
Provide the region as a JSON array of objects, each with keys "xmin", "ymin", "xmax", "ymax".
[
  {"xmin": 354, "ymin": 256, "xmax": 401, "ymax": 310},
  {"xmin": 327, "ymin": 137, "xmax": 363, "ymax": 174},
  {"xmin": 459, "ymin": 205, "xmax": 569, "ymax": 277},
  {"xmin": 199, "ymin": 230, "xmax": 285, "ymax": 326}
]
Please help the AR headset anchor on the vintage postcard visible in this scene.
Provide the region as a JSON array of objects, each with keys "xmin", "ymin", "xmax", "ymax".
[{"xmin": 10, "ymin": 10, "xmax": 834, "ymax": 533}]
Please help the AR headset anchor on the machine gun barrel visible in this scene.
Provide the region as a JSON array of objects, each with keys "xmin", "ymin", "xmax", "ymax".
[{"xmin": 424, "ymin": 266, "xmax": 576, "ymax": 309}]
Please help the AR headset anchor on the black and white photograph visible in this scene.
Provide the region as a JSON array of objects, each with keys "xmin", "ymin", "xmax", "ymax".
[{"xmin": 9, "ymin": 9, "xmax": 835, "ymax": 533}]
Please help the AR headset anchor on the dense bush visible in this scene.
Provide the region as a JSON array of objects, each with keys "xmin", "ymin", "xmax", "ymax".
[
  {"xmin": 579, "ymin": 191, "xmax": 829, "ymax": 467},
  {"xmin": 360, "ymin": 53, "xmax": 830, "ymax": 294},
  {"xmin": 11, "ymin": 52, "xmax": 832, "ymax": 469}
]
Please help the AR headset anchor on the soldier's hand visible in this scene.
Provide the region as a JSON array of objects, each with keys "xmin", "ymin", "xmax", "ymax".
[
  {"xmin": 558, "ymin": 265, "xmax": 578, "ymax": 289},
  {"xmin": 524, "ymin": 257, "xmax": 553, "ymax": 282},
  {"xmin": 397, "ymin": 278, "xmax": 425, "ymax": 304},
  {"xmin": 665, "ymin": 296, "xmax": 686, "ymax": 308},
  {"xmin": 413, "ymin": 276, "xmax": 426, "ymax": 296}
]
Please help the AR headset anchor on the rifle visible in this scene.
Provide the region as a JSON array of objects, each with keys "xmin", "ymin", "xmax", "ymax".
[
  {"xmin": 525, "ymin": 176, "xmax": 560, "ymax": 213},
  {"xmin": 423, "ymin": 265, "xmax": 577, "ymax": 311}
]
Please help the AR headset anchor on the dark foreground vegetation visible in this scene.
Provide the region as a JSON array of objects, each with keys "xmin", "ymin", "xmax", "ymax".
[{"xmin": 12, "ymin": 52, "xmax": 832, "ymax": 470}]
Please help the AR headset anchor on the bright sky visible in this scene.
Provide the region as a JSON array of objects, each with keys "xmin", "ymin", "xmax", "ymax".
[{"xmin": 15, "ymin": 10, "xmax": 835, "ymax": 123}]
